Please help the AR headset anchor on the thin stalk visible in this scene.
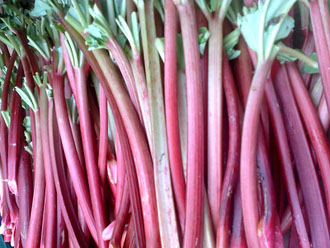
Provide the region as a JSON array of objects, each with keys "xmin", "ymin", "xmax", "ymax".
[
  {"xmin": 52, "ymin": 71, "xmax": 98, "ymax": 242},
  {"xmin": 278, "ymin": 44, "xmax": 318, "ymax": 69},
  {"xmin": 106, "ymin": 83, "xmax": 146, "ymax": 248},
  {"xmin": 175, "ymin": 1, "xmax": 205, "ymax": 247},
  {"xmin": 48, "ymin": 102, "xmax": 88, "ymax": 247},
  {"xmin": 98, "ymin": 84, "xmax": 108, "ymax": 186},
  {"xmin": 318, "ymin": 94, "xmax": 329, "ymax": 131},
  {"xmin": 164, "ymin": 0, "xmax": 186, "ymax": 232},
  {"xmin": 274, "ymin": 65, "xmax": 330, "ymax": 248},
  {"xmin": 177, "ymin": 71, "xmax": 187, "ymax": 177},
  {"xmin": 287, "ymin": 62, "xmax": 330, "ymax": 220},
  {"xmin": 240, "ymin": 59, "xmax": 272, "ymax": 248},
  {"xmin": 25, "ymin": 110, "xmax": 45, "ymax": 248},
  {"xmin": 17, "ymin": 148, "xmax": 33, "ymax": 247},
  {"xmin": 216, "ymin": 57, "xmax": 240, "ymax": 248},
  {"xmin": 74, "ymin": 65, "xmax": 108, "ymax": 248},
  {"xmin": 280, "ymin": 188, "xmax": 303, "ymax": 234},
  {"xmin": 0, "ymin": 41, "xmax": 10, "ymax": 65},
  {"xmin": 202, "ymin": 189, "xmax": 215, "ymax": 248},
  {"xmin": 309, "ymin": 0, "xmax": 330, "ymax": 111},
  {"xmin": 111, "ymin": 179, "xmax": 130, "ymax": 247},
  {"xmin": 60, "ymin": 33, "xmax": 77, "ymax": 98},
  {"xmin": 106, "ymin": 39, "xmax": 143, "ymax": 122},
  {"xmin": 232, "ymin": 38, "xmax": 253, "ymax": 106},
  {"xmin": 115, "ymin": 127, "xmax": 126, "ymax": 216},
  {"xmin": 230, "ymin": 182, "xmax": 247, "ymax": 248},
  {"xmin": 130, "ymin": 49, "xmax": 152, "ymax": 148},
  {"xmin": 207, "ymin": 18, "xmax": 224, "ymax": 229},
  {"xmin": 40, "ymin": 85, "xmax": 57, "ymax": 248}
]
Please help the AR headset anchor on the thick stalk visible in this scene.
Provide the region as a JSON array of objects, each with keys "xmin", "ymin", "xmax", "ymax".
[
  {"xmin": 17, "ymin": 148, "xmax": 33, "ymax": 247},
  {"xmin": 175, "ymin": 2, "xmax": 204, "ymax": 247},
  {"xmin": 240, "ymin": 60, "xmax": 272, "ymax": 248},
  {"xmin": 52, "ymin": 72, "xmax": 97, "ymax": 242},
  {"xmin": 287, "ymin": 62, "xmax": 330, "ymax": 220},
  {"xmin": 274, "ymin": 66, "xmax": 330, "ymax": 248},
  {"xmin": 106, "ymin": 39, "xmax": 142, "ymax": 121},
  {"xmin": 7, "ymin": 63, "xmax": 24, "ymax": 195},
  {"xmin": 207, "ymin": 19, "xmax": 224, "ymax": 229},
  {"xmin": 130, "ymin": 49, "xmax": 152, "ymax": 147},
  {"xmin": 74, "ymin": 66, "xmax": 107, "ymax": 248},
  {"xmin": 164, "ymin": 0, "xmax": 186, "ymax": 231},
  {"xmin": 139, "ymin": 0, "xmax": 180, "ymax": 245}
]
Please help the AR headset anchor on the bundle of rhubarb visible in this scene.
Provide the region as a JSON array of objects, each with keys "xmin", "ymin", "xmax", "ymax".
[{"xmin": 0, "ymin": 0, "xmax": 329, "ymax": 247}]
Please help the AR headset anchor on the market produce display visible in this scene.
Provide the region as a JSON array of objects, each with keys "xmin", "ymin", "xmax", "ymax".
[{"xmin": 0, "ymin": 0, "xmax": 329, "ymax": 247}]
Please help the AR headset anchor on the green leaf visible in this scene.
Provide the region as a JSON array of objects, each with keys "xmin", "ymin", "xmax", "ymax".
[
  {"xmin": 154, "ymin": 0, "xmax": 164, "ymax": 21},
  {"xmin": 155, "ymin": 38, "xmax": 165, "ymax": 62},
  {"xmin": 15, "ymin": 83, "xmax": 38, "ymax": 112},
  {"xmin": 302, "ymin": 53, "xmax": 320, "ymax": 74},
  {"xmin": 85, "ymin": 4, "xmax": 112, "ymax": 50},
  {"xmin": 1, "ymin": 110, "xmax": 10, "ymax": 128},
  {"xmin": 114, "ymin": 0, "xmax": 126, "ymax": 17},
  {"xmin": 176, "ymin": 34, "xmax": 184, "ymax": 71},
  {"xmin": 198, "ymin": 27, "xmax": 210, "ymax": 55},
  {"xmin": 237, "ymin": 0, "xmax": 296, "ymax": 60},
  {"xmin": 30, "ymin": 0, "xmax": 52, "ymax": 17},
  {"xmin": 224, "ymin": 28, "xmax": 241, "ymax": 60},
  {"xmin": 131, "ymin": 12, "xmax": 141, "ymax": 52},
  {"xmin": 116, "ymin": 16, "xmax": 136, "ymax": 50}
]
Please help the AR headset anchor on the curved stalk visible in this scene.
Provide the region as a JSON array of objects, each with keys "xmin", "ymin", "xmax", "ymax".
[
  {"xmin": 74, "ymin": 66, "xmax": 108, "ymax": 248},
  {"xmin": 52, "ymin": 71, "xmax": 98, "ymax": 242}
]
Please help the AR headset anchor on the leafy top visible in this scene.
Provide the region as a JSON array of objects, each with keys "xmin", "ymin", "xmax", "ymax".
[{"xmin": 237, "ymin": 0, "xmax": 296, "ymax": 61}]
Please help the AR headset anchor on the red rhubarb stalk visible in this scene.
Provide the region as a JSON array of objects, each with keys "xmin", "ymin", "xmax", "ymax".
[
  {"xmin": 74, "ymin": 65, "xmax": 108, "ymax": 248},
  {"xmin": 17, "ymin": 148, "xmax": 33, "ymax": 247},
  {"xmin": 39, "ymin": 78, "xmax": 57, "ymax": 248},
  {"xmin": 52, "ymin": 71, "xmax": 98, "ymax": 242},
  {"xmin": 48, "ymin": 102, "xmax": 89, "ymax": 247},
  {"xmin": 175, "ymin": 1, "xmax": 204, "ymax": 247},
  {"xmin": 216, "ymin": 56, "xmax": 240, "ymax": 248},
  {"xmin": 98, "ymin": 84, "xmax": 108, "ymax": 186},
  {"xmin": 274, "ymin": 65, "xmax": 330, "ymax": 247},
  {"xmin": 164, "ymin": 0, "xmax": 186, "ymax": 231},
  {"xmin": 286, "ymin": 62, "xmax": 330, "ymax": 220},
  {"xmin": 240, "ymin": 59, "xmax": 272, "ymax": 248}
]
